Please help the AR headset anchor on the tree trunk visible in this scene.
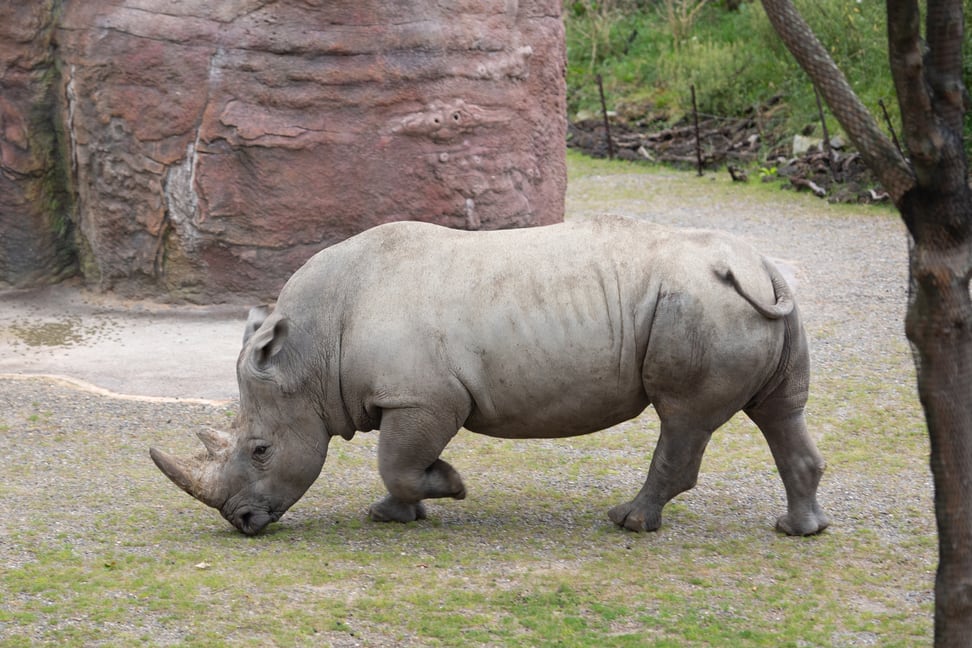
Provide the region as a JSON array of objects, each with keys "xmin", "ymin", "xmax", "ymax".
[
  {"xmin": 760, "ymin": 1, "xmax": 972, "ymax": 644},
  {"xmin": 902, "ymin": 188, "xmax": 972, "ymax": 646}
]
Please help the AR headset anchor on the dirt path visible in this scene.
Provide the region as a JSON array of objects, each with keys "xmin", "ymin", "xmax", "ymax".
[{"xmin": 0, "ymin": 286, "xmax": 245, "ymax": 402}]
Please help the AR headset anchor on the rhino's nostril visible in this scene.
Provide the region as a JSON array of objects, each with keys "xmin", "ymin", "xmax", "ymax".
[
  {"xmin": 230, "ymin": 509, "xmax": 252, "ymax": 533},
  {"xmin": 234, "ymin": 509, "xmax": 273, "ymax": 535}
]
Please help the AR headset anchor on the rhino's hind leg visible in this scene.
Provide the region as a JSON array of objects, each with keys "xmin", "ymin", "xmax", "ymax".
[
  {"xmin": 609, "ymin": 421, "xmax": 712, "ymax": 532},
  {"xmin": 745, "ymin": 404, "xmax": 829, "ymax": 536},
  {"xmin": 368, "ymin": 408, "xmax": 467, "ymax": 524}
]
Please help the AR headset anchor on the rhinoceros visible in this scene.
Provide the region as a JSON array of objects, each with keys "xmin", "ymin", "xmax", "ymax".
[{"xmin": 150, "ymin": 215, "xmax": 829, "ymax": 537}]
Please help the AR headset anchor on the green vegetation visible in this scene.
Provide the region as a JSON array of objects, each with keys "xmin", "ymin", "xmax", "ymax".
[{"xmin": 565, "ymin": 0, "xmax": 972, "ymax": 156}]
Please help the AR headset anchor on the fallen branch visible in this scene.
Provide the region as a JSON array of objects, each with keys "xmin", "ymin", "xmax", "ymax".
[
  {"xmin": 790, "ymin": 177, "xmax": 827, "ymax": 197},
  {"xmin": 728, "ymin": 165, "xmax": 749, "ymax": 182},
  {"xmin": 867, "ymin": 188, "xmax": 890, "ymax": 203}
]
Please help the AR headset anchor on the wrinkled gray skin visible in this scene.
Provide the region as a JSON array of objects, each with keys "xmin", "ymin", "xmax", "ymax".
[{"xmin": 150, "ymin": 215, "xmax": 829, "ymax": 537}]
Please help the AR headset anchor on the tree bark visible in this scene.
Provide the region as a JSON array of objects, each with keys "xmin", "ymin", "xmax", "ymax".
[
  {"xmin": 884, "ymin": 8, "xmax": 972, "ymax": 641},
  {"xmin": 760, "ymin": 1, "xmax": 972, "ymax": 645},
  {"xmin": 902, "ymin": 188, "xmax": 972, "ymax": 646},
  {"xmin": 887, "ymin": 0, "xmax": 970, "ymax": 242}
]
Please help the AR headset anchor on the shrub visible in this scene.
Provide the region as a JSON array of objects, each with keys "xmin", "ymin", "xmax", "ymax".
[{"xmin": 565, "ymin": 0, "xmax": 971, "ymax": 156}]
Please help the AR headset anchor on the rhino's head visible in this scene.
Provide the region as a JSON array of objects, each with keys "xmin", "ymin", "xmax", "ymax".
[{"xmin": 150, "ymin": 307, "xmax": 329, "ymax": 535}]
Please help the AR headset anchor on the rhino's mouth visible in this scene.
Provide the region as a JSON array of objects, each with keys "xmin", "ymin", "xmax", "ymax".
[{"xmin": 227, "ymin": 507, "xmax": 282, "ymax": 536}]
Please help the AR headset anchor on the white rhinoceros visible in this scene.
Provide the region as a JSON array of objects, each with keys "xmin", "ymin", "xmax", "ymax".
[{"xmin": 151, "ymin": 215, "xmax": 828, "ymax": 537}]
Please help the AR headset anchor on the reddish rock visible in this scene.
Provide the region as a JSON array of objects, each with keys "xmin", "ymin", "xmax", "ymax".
[
  {"xmin": 0, "ymin": 1, "xmax": 76, "ymax": 286},
  {"xmin": 42, "ymin": 0, "xmax": 567, "ymax": 301}
]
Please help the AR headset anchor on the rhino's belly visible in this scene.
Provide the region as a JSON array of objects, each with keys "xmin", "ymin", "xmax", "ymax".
[
  {"xmin": 462, "ymin": 381, "xmax": 650, "ymax": 440},
  {"xmin": 448, "ymin": 305, "xmax": 651, "ymax": 439}
]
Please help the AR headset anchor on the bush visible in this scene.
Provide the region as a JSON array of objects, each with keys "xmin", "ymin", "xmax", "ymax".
[{"xmin": 565, "ymin": 0, "xmax": 972, "ymax": 156}]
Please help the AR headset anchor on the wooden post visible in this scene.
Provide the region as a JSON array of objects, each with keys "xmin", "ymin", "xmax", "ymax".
[
  {"xmin": 691, "ymin": 85, "xmax": 703, "ymax": 176},
  {"xmin": 596, "ymin": 74, "xmax": 614, "ymax": 160},
  {"xmin": 813, "ymin": 84, "xmax": 837, "ymax": 181}
]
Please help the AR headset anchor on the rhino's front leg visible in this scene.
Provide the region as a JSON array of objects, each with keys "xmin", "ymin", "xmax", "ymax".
[{"xmin": 368, "ymin": 408, "xmax": 466, "ymax": 523}]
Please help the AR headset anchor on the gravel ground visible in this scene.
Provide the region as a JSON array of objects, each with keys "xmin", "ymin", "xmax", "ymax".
[{"xmin": 0, "ymin": 164, "xmax": 933, "ymax": 645}]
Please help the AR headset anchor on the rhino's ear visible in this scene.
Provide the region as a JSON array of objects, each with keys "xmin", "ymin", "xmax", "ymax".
[
  {"xmin": 241, "ymin": 312, "xmax": 310, "ymax": 393},
  {"xmin": 247, "ymin": 313, "xmax": 290, "ymax": 372},
  {"xmin": 243, "ymin": 305, "xmax": 272, "ymax": 346}
]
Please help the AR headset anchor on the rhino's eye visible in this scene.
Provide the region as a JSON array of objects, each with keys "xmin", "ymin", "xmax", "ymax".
[{"xmin": 253, "ymin": 445, "xmax": 270, "ymax": 460}]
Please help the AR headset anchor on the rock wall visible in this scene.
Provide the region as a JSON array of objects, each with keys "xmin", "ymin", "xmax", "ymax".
[
  {"xmin": 0, "ymin": 1, "xmax": 76, "ymax": 286},
  {"xmin": 1, "ymin": 0, "xmax": 566, "ymax": 302}
]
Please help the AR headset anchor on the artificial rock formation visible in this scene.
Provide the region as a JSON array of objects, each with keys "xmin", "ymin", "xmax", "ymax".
[
  {"xmin": 0, "ymin": 1, "xmax": 76, "ymax": 286},
  {"xmin": 1, "ymin": 0, "xmax": 566, "ymax": 301}
]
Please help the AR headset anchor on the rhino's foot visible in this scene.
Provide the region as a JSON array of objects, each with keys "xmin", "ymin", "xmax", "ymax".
[
  {"xmin": 775, "ymin": 506, "xmax": 830, "ymax": 536},
  {"xmin": 607, "ymin": 500, "xmax": 662, "ymax": 533},
  {"xmin": 368, "ymin": 496, "xmax": 428, "ymax": 523}
]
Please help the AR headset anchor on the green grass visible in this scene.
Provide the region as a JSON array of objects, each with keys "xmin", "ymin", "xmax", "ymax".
[
  {"xmin": 566, "ymin": 0, "xmax": 972, "ymax": 160},
  {"xmin": 0, "ymin": 490, "xmax": 933, "ymax": 646},
  {"xmin": 564, "ymin": 147, "xmax": 899, "ymax": 222}
]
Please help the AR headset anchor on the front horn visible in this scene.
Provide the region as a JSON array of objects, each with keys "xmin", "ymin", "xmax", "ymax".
[{"xmin": 149, "ymin": 446, "xmax": 225, "ymax": 509}]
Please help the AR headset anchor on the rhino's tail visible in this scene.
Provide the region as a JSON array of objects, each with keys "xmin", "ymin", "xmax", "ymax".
[{"xmin": 714, "ymin": 258, "xmax": 794, "ymax": 320}]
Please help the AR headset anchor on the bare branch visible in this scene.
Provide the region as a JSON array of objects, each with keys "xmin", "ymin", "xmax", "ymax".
[
  {"xmin": 759, "ymin": 0, "xmax": 915, "ymax": 204},
  {"xmin": 888, "ymin": 0, "xmax": 971, "ymax": 241},
  {"xmin": 887, "ymin": 0, "xmax": 940, "ymax": 182}
]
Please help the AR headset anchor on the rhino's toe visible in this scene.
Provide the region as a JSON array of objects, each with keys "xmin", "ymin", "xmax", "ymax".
[
  {"xmin": 608, "ymin": 501, "xmax": 662, "ymax": 533},
  {"xmin": 775, "ymin": 509, "xmax": 830, "ymax": 536},
  {"xmin": 368, "ymin": 495, "xmax": 426, "ymax": 523}
]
